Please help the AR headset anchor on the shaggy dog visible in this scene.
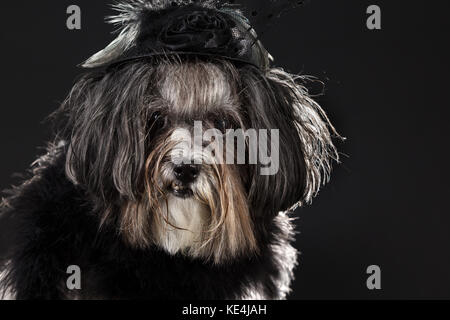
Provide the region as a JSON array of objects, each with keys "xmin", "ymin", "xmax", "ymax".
[{"xmin": 0, "ymin": 0, "xmax": 339, "ymax": 299}]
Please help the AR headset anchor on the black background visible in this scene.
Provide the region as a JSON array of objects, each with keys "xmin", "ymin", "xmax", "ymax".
[{"xmin": 0, "ymin": 0, "xmax": 449, "ymax": 299}]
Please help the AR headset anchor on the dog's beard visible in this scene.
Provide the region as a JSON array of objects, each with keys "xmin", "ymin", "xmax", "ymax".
[{"xmin": 119, "ymin": 128, "xmax": 258, "ymax": 264}]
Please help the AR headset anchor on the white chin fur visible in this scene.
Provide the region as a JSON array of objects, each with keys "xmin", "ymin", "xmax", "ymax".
[{"xmin": 153, "ymin": 194, "xmax": 209, "ymax": 256}]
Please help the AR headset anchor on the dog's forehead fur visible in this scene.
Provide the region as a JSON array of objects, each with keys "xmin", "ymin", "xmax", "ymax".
[{"xmin": 156, "ymin": 62, "xmax": 240, "ymax": 118}]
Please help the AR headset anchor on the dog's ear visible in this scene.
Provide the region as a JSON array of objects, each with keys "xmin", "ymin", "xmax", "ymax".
[
  {"xmin": 58, "ymin": 63, "xmax": 157, "ymax": 203},
  {"xmin": 241, "ymin": 67, "xmax": 339, "ymax": 216}
]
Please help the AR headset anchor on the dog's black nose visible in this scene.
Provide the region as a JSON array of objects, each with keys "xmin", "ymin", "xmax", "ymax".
[{"xmin": 174, "ymin": 164, "xmax": 200, "ymax": 184}]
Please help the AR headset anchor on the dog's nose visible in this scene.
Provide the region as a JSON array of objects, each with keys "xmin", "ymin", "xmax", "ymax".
[{"xmin": 174, "ymin": 164, "xmax": 200, "ymax": 184}]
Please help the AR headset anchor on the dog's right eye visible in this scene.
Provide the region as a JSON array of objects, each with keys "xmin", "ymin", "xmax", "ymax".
[{"xmin": 149, "ymin": 112, "xmax": 165, "ymax": 131}]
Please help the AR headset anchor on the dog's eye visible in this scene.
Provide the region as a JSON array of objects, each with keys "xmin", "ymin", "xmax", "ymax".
[
  {"xmin": 150, "ymin": 112, "xmax": 165, "ymax": 131},
  {"xmin": 214, "ymin": 118, "xmax": 230, "ymax": 133}
]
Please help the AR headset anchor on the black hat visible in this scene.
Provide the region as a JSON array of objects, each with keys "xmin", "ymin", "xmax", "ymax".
[{"xmin": 81, "ymin": 0, "xmax": 302, "ymax": 70}]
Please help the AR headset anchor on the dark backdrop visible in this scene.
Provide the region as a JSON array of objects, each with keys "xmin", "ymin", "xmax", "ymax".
[{"xmin": 0, "ymin": 0, "xmax": 449, "ymax": 299}]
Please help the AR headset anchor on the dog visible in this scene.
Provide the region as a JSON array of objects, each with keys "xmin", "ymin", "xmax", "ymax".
[{"xmin": 0, "ymin": 0, "xmax": 339, "ymax": 300}]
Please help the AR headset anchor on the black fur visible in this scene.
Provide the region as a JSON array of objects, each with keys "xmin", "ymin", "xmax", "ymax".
[
  {"xmin": 0, "ymin": 142, "xmax": 291, "ymax": 299},
  {"xmin": 0, "ymin": 54, "xmax": 338, "ymax": 299}
]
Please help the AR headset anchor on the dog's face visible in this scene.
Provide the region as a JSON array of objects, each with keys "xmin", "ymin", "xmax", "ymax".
[
  {"xmin": 61, "ymin": 58, "xmax": 337, "ymax": 264},
  {"xmin": 141, "ymin": 62, "xmax": 256, "ymax": 263}
]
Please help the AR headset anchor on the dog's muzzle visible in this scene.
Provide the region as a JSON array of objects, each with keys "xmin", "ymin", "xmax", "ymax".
[{"xmin": 169, "ymin": 164, "xmax": 200, "ymax": 198}]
